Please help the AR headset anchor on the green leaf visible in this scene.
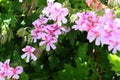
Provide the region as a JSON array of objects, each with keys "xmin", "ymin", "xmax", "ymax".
[
  {"xmin": 66, "ymin": 30, "xmax": 80, "ymax": 45},
  {"xmin": 20, "ymin": 72, "xmax": 29, "ymax": 80},
  {"xmin": 48, "ymin": 55, "xmax": 60, "ymax": 69},
  {"xmin": 108, "ymin": 54, "xmax": 120, "ymax": 76},
  {"xmin": 77, "ymin": 43, "xmax": 88, "ymax": 58}
]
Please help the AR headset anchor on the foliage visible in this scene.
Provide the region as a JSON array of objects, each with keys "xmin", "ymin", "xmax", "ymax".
[{"xmin": 1, "ymin": 0, "xmax": 120, "ymax": 80}]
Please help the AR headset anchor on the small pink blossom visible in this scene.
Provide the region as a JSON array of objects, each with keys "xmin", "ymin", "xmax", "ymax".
[
  {"xmin": 45, "ymin": 24, "xmax": 62, "ymax": 38},
  {"xmin": 42, "ymin": 1, "xmax": 68, "ymax": 26},
  {"xmin": 0, "ymin": 59, "xmax": 23, "ymax": 80},
  {"xmin": 72, "ymin": 12, "xmax": 99, "ymax": 32},
  {"xmin": 42, "ymin": 0, "xmax": 54, "ymax": 17},
  {"xmin": 39, "ymin": 35, "xmax": 57, "ymax": 51},
  {"xmin": 31, "ymin": 25, "xmax": 46, "ymax": 43},
  {"xmin": 32, "ymin": 15, "xmax": 48, "ymax": 28},
  {"xmin": 32, "ymin": 15, "xmax": 48, "ymax": 27},
  {"xmin": 0, "ymin": 59, "xmax": 13, "ymax": 79},
  {"xmin": 21, "ymin": 46, "xmax": 37, "ymax": 63},
  {"xmin": 12, "ymin": 66, "xmax": 23, "ymax": 79},
  {"xmin": 48, "ymin": 2, "xmax": 68, "ymax": 26},
  {"xmin": 87, "ymin": 26, "xmax": 110, "ymax": 46}
]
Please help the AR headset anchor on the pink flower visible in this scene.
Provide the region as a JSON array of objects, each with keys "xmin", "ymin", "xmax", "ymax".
[
  {"xmin": 72, "ymin": 12, "xmax": 99, "ymax": 32},
  {"xmin": 39, "ymin": 35, "xmax": 57, "ymax": 51},
  {"xmin": 31, "ymin": 0, "xmax": 69, "ymax": 52},
  {"xmin": 45, "ymin": 24, "xmax": 62, "ymax": 38},
  {"xmin": 31, "ymin": 25, "xmax": 46, "ymax": 43},
  {"xmin": 0, "ymin": 59, "xmax": 12, "ymax": 79},
  {"xmin": 107, "ymin": 31, "xmax": 120, "ymax": 53},
  {"xmin": 12, "ymin": 66, "xmax": 23, "ymax": 79},
  {"xmin": 72, "ymin": 9, "xmax": 120, "ymax": 53},
  {"xmin": 32, "ymin": 15, "xmax": 48, "ymax": 28},
  {"xmin": 32, "ymin": 15, "xmax": 48, "ymax": 27},
  {"xmin": 48, "ymin": 2, "xmax": 68, "ymax": 26},
  {"xmin": 21, "ymin": 46, "xmax": 37, "ymax": 63},
  {"xmin": 0, "ymin": 59, "xmax": 23, "ymax": 80},
  {"xmin": 87, "ymin": 26, "xmax": 111, "ymax": 46},
  {"xmin": 42, "ymin": 0, "xmax": 54, "ymax": 17},
  {"xmin": 0, "ymin": 59, "xmax": 13, "ymax": 79},
  {"xmin": 108, "ymin": 40, "xmax": 120, "ymax": 53},
  {"xmin": 42, "ymin": 1, "xmax": 68, "ymax": 26}
]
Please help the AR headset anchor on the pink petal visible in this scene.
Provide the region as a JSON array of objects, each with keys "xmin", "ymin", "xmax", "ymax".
[
  {"xmin": 39, "ymin": 41, "xmax": 46, "ymax": 46},
  {"xmin": 31, "ymin": 47, "xmax": 35, "ymax": 52},
  {"xmin": 0, "ymin": 62, "xmax": 3, "ymax": 68},
  {"xmin": 52, "ymin": 2, "xmax": 62, "ymax": 9},
  {"xmin": 57, "ymin": 20, "xmax": 62, "ymax": 26},
  {"xmin": 22, "ymin": 48, "xmax": 26, "ymax": 52},
  {"xmin": 21, "ymin": 53, "xmax": 27, "ymax": 59},
  {"xmin": 50, "ymin": 43, "xmax": 56, "ymax": 50},
  {"xmin": 7, "ymin": 68, "xmax": 14, "ymax": 79},
  {"xmin": 4, "ymin": 59, "xmax": 10, "ymax": 65},
  {"xmin": 87, "ymin": 34, "xmax": 96, "ymax": 43},
  {"xmin": 32, "ymin": 19, "xmax": 41, "ymax": 27},
  {"xmin": 13, "ymin": 74, "xmax": 19, "ymax": 79},
  {"xmin": 26, "ymin": 54, "xmax": 30, "ymax": 63},
  {"xmin": 46, "ymin": 44, "xmax": 50, "ymax": 51},
  {"xmin": 26, "ymin": 46, "xmax": 30, "ymax": 49},
  {"xmin": 0, "ymin": 76, "xmax": 5, "ymax": 80},
  {"xmin": 61, "ymin": 17, "xmax": 67, "ymax": 24},
  {"xmin": 49, "ymin": 14, "xmax": 56, "ymax": 20},
  {"xmin": 108, "ymin": 45, "xmax": 113, "ymax": 51},
  {"xmin": 61, "ymin": 8, "xmax": 68, "ymax": 16},
  {"xmin": 42, "ymin": 8, "xmax": 50, "ymax": 17},
  {"xmin": 95, "ymin": 37, "xmax": 100, "ymax": 46},
  {"xmin": 0, "ymin": 72, "xmax": 5, "ymax": 80},
  {"xmin": 112, "ymin": 48, "xmax": 117, "ymax": 53},
  {"xmin": 31, "ymin": 54, "xmax": 37, "ymax": 61},
  {"xmin": 47, "ymin": 0, "xmax": 55, "ymax": 2},
  {"xmin": 16, "ymin": 66, "xmax": 23, "ymax": 74}
]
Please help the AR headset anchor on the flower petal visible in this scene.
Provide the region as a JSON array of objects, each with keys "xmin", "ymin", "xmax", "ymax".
[
  {"xmin": 26, "ymin": 54, "xmax": 30, "ymax": 63},
  {"xmin": 50, "ymin": 43, "xmax": 56, "ymax": 50},
  {"xmin": 31, "ymin": 54, "xmax": 37, "ymax": 61},
  {"xmin": 13, "ymin": 74, "xmax": 19, "ymax": 79},
  {"xmin": 16, "ymin": 66, "xmax": 23, "ymax": 74},
  {"xmin": 46, "ymin": 44, "xmax": 50, "ymax": 51},
  {"xmin": 21, "ymin": 53, "xmax": 27, "ymax": 59}
]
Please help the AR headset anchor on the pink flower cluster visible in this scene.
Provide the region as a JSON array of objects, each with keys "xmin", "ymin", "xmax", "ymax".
[
  {"xmin": 72, "ymin": 9, "xmax": 120, "ymax": 53},
  {"xmin": 31, "ymin": 0, "xmax": 69, "ymax": 51},
  {"xmin": 42, "ymin": 0, "xmax": 68, "ymax": 26},
  {"xmin": 21, "ymin": 46, "xmax": 37, "ymax": 63},
  {"xmin": 0, "ymin": 59, "xmax": 23, "ymax": 80}
]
